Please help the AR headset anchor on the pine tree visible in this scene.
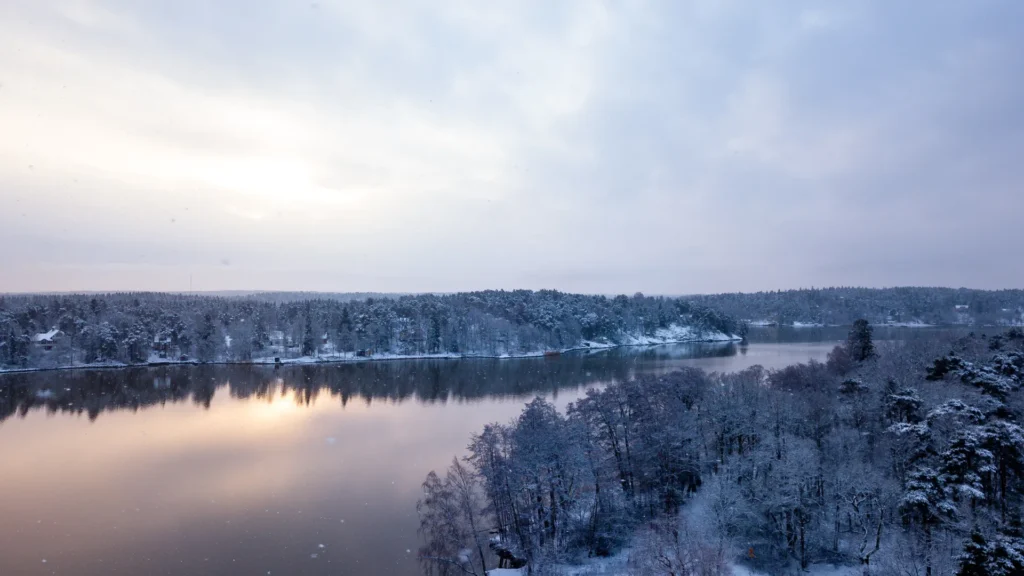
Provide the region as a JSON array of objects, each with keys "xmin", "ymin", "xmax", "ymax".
[
  {"xmin": 938, "ymin": 427, "xmax": 991, "ymax": 504},
  {"xmin": 900, "ymin": 466, "xmax": 956, "ymax": 576},
  {"xmin": 957, "ymin": 528, "xmax": 1024, "ymax": 576},
  {"xmin": 194, "ymin": 312, "xmax": 219, "ymax": 362},
  {"xmin": 302, "ymin": 305, "xmax": 316, "ymax": 357},
  {"xmin": 957, "ymin": 530, "xmax": 990, "ymax": 576},
  {"xmin": 847, "ymin": 319, "xmax": 877, "ymax": 362},
  {"xmin": 982, "ymin": 421, "xmax": 1024, "ymax": 521}
]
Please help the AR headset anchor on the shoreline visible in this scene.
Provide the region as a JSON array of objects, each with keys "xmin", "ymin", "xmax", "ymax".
[{"xmin": 0, "ymin": 335, "xmax": 742, "ymax": 376}]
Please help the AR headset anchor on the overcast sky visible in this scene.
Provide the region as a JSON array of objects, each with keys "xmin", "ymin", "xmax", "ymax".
[{"xmin": 1, "ymin": 1, "xmax": 1021, "ymax": 295}]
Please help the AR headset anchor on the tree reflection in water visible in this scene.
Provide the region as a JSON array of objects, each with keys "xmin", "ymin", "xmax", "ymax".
[{"xmin": 0, "ymin": 343, "xmax": 738, "ymax": 424}]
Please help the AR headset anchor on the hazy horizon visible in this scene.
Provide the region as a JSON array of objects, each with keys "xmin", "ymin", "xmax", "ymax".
[
  {"xmin": 3, "ymin": 285, "xmax": 1022, "ymax": 299},
  {"xmin": 3, "ymin": 1, "xmax": 1023, "ymax": 294}
]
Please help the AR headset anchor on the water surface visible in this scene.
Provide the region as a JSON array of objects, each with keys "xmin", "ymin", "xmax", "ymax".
[{"xmin": 0, "ymin": 339, "xmax": 838, "ymax": 575}]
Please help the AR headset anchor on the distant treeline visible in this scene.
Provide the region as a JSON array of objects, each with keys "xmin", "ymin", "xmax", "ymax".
[
  {"xmin": 209, "ymin": 291, "xmax": 405, "ymax": 303},
  {"xmin": 0, "ymin": 290, "xmax": 737, "ymax": 370},
  {"xmin": 688, "ymin": 287, "xmax": 1024, "ymax": 326}
]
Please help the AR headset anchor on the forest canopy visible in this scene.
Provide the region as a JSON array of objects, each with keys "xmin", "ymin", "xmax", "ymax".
[
  {"xmin": 687, "ymin": 287, "xmax": 1024, "ymax": 327},
  {"xmin": 417, "ymin": 327, "xmax": 1024, "ymax": 575},
  {"xmin": 0, "ymin": 290, "xmax": 736, "ymax": 370}
]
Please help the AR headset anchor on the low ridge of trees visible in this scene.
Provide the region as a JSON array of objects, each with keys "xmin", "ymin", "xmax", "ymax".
[
  {"xmin": 418, "ymin": 326, "xmax": 1024, "ymax": 575},
  {"xmin": 688, "ymin": 287, "xmax": 1024, "ymax": 327},
  {"xmin": 0, "ymin": 291, "xmax": 737, "ymax": 370}
]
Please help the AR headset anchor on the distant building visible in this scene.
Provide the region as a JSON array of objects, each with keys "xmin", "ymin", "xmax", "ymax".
[
  {"xmin": 153, "ymin": 334, "xmax": 173, "ymax": 358},
  {"xmin": 321, "ymin": 333, "xmax": 337, "ymax": 354},
  {"xmin": 32, "ymin": 329, "xmax": 63, "ymax": 351},
  {"xmin": 269, "ymin": 330, "xmax": 288, "ymax": 348}
]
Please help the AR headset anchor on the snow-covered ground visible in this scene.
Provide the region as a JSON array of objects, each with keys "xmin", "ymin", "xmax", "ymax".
[
  {"xmin": 730, "ymin": 563, "xmax": 858, "ymax": 576},
  {"xmin": 880, "ymin": 320, "xmax": 934, "ymax": 327},
  {"xmin": 627, "ymin": 324, "xmax": 739, "ymax": 344},
  {"xmin": 997, "ymin": 315, "xmax": 1024, "ymax": 327},
  {"xmin": 486, "ymin": 552, "xmax": 631, "ymax": 576},
  {"xmin": 487, "ymin": 557, "xmax": 858, "ymax": 575},
  {"xmin": 0, "ymin": 359, "xmax": 133, "ymax": 374},
  {"xmin": 749, "ymin": 319, "xmax": 944, "ymax": 328},
  {"xmin": 747, "ymin": 320, "xmax": 832, "ymax": 328}
]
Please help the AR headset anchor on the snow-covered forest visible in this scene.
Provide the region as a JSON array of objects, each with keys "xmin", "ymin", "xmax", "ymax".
[
  {"xmin": 417, "ymin": 326, "xmax": 1024, "ymax": 575},
  {"xmin": 687, "ymin": 287, "xmax": 1024, "ymax": 327},
  {"xmin": 0, "ymin": 291, "xmax": 737, "ymax": 371}
]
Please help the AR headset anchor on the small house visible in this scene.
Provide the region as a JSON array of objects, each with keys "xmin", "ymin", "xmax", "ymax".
[
  {"xmin": 153, "ymin": 333, "xmax": 173, "ymax": 358},
  {"xmin": 320, "ymin": 333, "xmax": 336, "ymax": 354},
  {"xmin": 31, "ymin": 329, "xmax": 63, "ymax": 351},
  {"xmin": 269, "ymin": 330, "xmax": 287, "ymax": 348}
]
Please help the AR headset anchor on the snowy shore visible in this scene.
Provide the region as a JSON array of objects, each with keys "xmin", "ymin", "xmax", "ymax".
[{"xmin": 0, "ymin": 325, "xmax": 740, "ymax": 375}]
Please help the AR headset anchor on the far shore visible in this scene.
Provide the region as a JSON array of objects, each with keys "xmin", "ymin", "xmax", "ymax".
[{"xmin": 0, "ymin": 335, "xmax": 743, "ymax": 376}]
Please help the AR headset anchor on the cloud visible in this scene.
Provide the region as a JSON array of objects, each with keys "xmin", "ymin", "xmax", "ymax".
[{"xmin": 1, "ymin": 0, "xmax": 1023, "ymax": 293}]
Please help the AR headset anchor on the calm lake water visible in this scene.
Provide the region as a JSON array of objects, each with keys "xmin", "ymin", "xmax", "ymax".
[{"xmin": 0, "ymin": 328, "xmax": 946, "ymax": 575}]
